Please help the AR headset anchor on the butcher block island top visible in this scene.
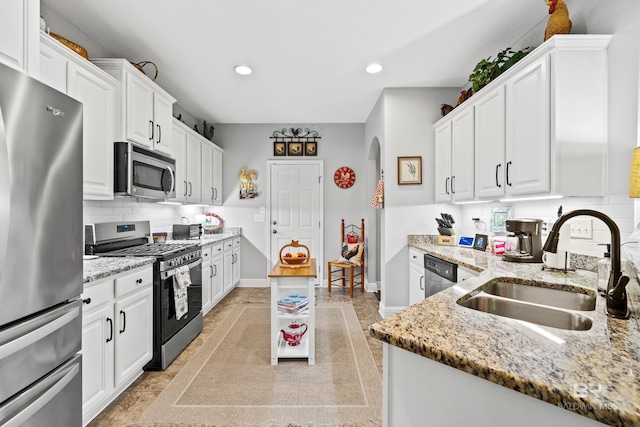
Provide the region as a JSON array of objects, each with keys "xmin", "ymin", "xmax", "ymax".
[
  {"xmin": 269, "ymin": 258, "xmax": 317, "ymax": 277},
  {"xmin": 369, "ymin": 238, "xmax": 640, "ymax": 426}
]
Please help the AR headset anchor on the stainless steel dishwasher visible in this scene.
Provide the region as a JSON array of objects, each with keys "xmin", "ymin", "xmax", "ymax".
[{"xmin": 424, "ymin": 254, "xmax": 476, "ymax": 298}]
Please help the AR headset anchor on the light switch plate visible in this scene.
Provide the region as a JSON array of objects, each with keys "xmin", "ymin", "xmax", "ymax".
[{"xmin": 570, "ymin": 219, "xmax": 593, "ymax": 239}]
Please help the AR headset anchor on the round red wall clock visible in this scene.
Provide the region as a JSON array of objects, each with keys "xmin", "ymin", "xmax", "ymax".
[{"xmin": 334, "ymin": 167, "xmax": 356, "ymax": 189}]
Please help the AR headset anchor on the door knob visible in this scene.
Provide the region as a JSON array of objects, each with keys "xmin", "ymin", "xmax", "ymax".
[
  {"xmin": 272, "ymin": 221, "xmax": 277, "ymax": 225},
  {"xmin": 273, "ymin": 230, "xmax": 277, "ymax": 234}
]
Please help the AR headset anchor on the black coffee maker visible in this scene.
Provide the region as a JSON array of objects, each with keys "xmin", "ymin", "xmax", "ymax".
[{"xmin": 502, "ymin": 218, "xmax": 544, "ymax": 263}]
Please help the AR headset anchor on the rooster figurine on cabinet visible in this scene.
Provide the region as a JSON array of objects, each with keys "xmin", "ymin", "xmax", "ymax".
[{"xmin": 544, "ymin": 0, "xmax": 572, "ymax": 41}]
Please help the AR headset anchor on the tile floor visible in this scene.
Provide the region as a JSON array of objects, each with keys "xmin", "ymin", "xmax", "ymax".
[{"xmin": 88, "ymin": 286, "xmax": 383, "ymax": 426}]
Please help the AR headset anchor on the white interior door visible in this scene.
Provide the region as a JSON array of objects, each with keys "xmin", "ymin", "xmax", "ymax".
[{"xmin": 268, "ymin": 160, "xmax": 323, "ymax": 285}]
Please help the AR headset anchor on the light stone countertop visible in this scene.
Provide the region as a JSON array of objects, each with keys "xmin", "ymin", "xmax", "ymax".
[
  {"xmin": 83, "ymin": 256, "xmax": 155, "ymax": 283},
  {"xmin": 369, "ymin": 236, "xmax": 640, "ymax": 426},
  {"xmin": 83, "ymin": 230, "xmax": 242, "ymax": 284}
]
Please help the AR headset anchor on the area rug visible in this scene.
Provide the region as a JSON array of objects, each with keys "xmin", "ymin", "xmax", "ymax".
[{"xmin": 139, "ymin": 302, "xmax": 382, "ymax": 427}]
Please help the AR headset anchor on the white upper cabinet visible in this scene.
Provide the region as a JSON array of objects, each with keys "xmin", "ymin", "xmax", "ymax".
[
  {"xmin": 436, "ymin": 35, "xmax": 611, "ymax": 203},
  {"xmin": 39, "ymin": 33, "xmax": 117, "ymax": 200},
  {"xmin": 434, "ymin": 105, "xmax": 474, "ymax": 203},
  {"xmin": 474, "ymin": 85, "xmax": 506, "ymax": 199},
  {"xmin": 0, "ymin": 0, "xmax": 38, "ymax": 75},
  {"xmin": 202, "ymin": 141, "xmax": 223, "ymax": 206},
  {"xmin": 170, "ymin": 120, "xmax": 188, "ymax": 203},
  {"xmin": 505, "ymin": 55, "xmax": 550, "ymax": 196},
  {"xmin": 91, "ymin": 59, "xmax": 176, "ymax": 156}
]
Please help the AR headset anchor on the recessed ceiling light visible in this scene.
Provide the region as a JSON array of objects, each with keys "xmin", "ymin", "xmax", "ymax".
[
  {"xmin": 366, "ymin": 63, "xmax": 382, "ymax": 74},
  {"xmin": 234, "ymin": 65, "xmax": 253, "ymax": 75}
]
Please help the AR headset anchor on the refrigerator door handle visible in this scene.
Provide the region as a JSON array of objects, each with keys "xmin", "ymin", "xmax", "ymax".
[
  {"xmin": 0, "ymin": 303, "xmax": 79, "ymax": 359},
  {"xmin": 0, "ymin": 103, "xmax": 9, "ymax": 277},
  {"xmin": 0, "ymin": 356, "xmax": 80, "ymax": 427},
  {"xmin": 0, "ymin": 304, "xmax": 80, "ymax": 360}
]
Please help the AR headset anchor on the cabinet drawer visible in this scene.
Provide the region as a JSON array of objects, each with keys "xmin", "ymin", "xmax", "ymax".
[
  {"xmin": 232, "ymin": 237, "xmax": 241, "ymax": 247},
  {"xmin": 202, "ymin": 246, "xmax": 212, "ymax": 259},
  {"xmin": 409, "ymin": 248, "xmax": 424, "ymax": 268},
  {"xmin": 224, "ymin": 239, "xmax": 233, "ymax": 251},
  {"xmin": 115, "ymin": 267, "xmax": 153, "ymax": 298},
  {"xmin": 82, "ymin": 279, "xmax": 114, "ymax": 309},
  {"xmin": 211, "ymin": 242, "xmax": 224, "ymax": 255}
]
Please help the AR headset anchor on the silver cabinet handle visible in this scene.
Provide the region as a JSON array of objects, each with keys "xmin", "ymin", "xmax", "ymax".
[{"xmin": 419, "ymin": 275, "xmax": 425, "ymax": 291}]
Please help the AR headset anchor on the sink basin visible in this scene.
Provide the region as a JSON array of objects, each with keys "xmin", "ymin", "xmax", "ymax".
[
  {"xmin": 482, "ymin": 281, "xmax": 596, "ymax": 311},
  {"xmin": 459, "ymin": 294, "xmax": 593, "ymax": 331}
]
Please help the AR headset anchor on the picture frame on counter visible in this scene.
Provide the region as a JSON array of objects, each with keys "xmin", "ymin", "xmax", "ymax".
[
  {"xmin": 397, "ymin": 156, "xmax": 422, "ymax": 185},
  {"xmin": 473, "ymin": 234, "xmax": 488, "ymax": 251}
]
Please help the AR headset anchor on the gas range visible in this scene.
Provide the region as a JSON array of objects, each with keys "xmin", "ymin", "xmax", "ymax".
[{"xmin": 86, "ymin": 221, "xmax": 202, "ymax": 271}]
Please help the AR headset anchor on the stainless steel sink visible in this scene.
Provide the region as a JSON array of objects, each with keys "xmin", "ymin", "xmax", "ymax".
[
  {"xmin": 482, "ymin": 281, "xmax": 596, "ymax": 311},
  {"xmin": 459, "ymin": 294, "xmax": 593, "ymax": 331}
]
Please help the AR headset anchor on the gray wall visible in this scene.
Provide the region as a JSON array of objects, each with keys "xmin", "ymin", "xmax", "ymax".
[{"xmin": 210, "ymin": 123, "xmax": 366, "ymax": 285}]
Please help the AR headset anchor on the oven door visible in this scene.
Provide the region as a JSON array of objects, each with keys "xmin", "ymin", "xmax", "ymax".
[{"xmin": 159, "ymin": 257, "xmax": 203, "ymax": 343}]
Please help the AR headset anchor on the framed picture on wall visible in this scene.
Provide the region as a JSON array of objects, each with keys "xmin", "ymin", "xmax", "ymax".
[
  {"xmin": 305, "ymin": 141, "xmax": 317, "ymax": 156},
  {"xmin": 274, "ymin": 142, "xmax": 286, "ymax": 156},
  {"xmin": 288, "ymin": 142, "xmax": 303, "ymax": 156},
  {"xmin": 397, "ymin": 156, "xmax": 422, "ymax": 185}
]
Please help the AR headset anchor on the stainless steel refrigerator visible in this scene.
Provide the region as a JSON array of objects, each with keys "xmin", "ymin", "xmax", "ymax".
[{"xmin": 0, "ymin": 63, "xmax": 83, "ymax": 426}]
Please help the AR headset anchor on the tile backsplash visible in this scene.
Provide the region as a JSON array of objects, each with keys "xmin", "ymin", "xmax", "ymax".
[
  {"xmin": 460, "ymin": 195, "xmax": 636, "ymax": 257},
  {"xmin": 83, "ymin": 199, "xmax": 182, "ymax": 233}
]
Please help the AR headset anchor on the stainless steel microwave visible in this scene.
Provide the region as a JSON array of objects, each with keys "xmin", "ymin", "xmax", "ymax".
[{"xmin": 114, "ymin": 142, "xmax": 176, "ymax": 200}]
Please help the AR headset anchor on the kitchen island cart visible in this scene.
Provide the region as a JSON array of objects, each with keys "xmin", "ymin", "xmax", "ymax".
[{"xmin": 269, "ymin": 258, "xmax": 316, "ymax": 365}]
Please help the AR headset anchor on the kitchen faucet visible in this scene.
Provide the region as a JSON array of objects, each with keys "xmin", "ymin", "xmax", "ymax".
[{"xmin": 543, "ymin": 209, "xmax": 631, "ymax": 319}]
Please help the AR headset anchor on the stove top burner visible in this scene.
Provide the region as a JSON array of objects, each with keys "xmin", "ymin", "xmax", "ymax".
[{"xmin": 100, "ymin": 242, "xmax": 199, "ymax": 258}]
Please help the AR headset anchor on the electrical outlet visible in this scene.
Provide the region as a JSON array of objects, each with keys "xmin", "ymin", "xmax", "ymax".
[{"xmin": 570, "ymin": 219, "xmax": 593, "ymax": 239}]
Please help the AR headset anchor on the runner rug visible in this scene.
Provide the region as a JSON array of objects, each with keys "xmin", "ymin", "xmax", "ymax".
[{"xmin": 139, "ymin": 302, "xmax": 382, "ymax": 426}]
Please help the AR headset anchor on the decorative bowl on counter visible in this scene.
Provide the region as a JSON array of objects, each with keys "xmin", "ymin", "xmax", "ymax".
[{"xmin": 279, "ymin": 240, "xmax": 310, "ymax": 267}]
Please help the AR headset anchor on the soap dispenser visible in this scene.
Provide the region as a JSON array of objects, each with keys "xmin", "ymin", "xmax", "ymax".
[{"xmin": 597, "ymin": 244, "xmax": 611, "ymax": 293}]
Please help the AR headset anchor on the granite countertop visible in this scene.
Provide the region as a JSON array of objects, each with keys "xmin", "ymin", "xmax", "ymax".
[
  {"xmin": 83, "ymin": 229, "xmax": 242, "ymax": 284},
  {"xmin": 369, "ymin": 236, "xmax": 640, "ymax": 426},
  {"xmin": 83, "ymin": 256, "xmax": 155, "ymax": 284}
]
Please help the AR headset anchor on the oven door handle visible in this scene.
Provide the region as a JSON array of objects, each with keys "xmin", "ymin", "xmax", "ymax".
[{"xmin": 160, "ymin": 257, "xmax": 203, "ymax": 280}]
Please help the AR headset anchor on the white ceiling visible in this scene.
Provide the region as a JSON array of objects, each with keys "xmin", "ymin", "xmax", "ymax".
[{"xmin": 42, "ymin": 0, "xmax": 546, "ymax": 124}]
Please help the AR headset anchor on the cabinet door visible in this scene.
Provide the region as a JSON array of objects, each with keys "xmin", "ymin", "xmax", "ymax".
[
  {"xmin": 409, "ymin": 261, "xmax": 425, "ymax": 306},
  {"xmin": 38, "ymin": 36, "xmax": 68, "ymax": 93},
  {"xmin": 434, "ymin": 122, "xmax": 452, "ymax": 203},
  {"xmin": 202, "ymin": 258, "xmax": 213, "ymax": 315},
  {"xmin": 223, "ymin": 243, "xmax": 233, "ymax": 294},
  {"xmin": 201, "ymin": 141, "xmax": 214, "ymax": 204},
  {"xmin": 451, "ymin": 108, "xmax": 475, "ymax": 201},
  {"xmin": 474, "ymin": 85, "xmax": 506, "ymax": 199},
  {"xmin": 232, "ymin": 246, "xmax": 241, "ymax": 286},
  {"xmin": 81, "ymin": 302, "xmax": 114, "ymax": 417},
  {"xmin": 506, "ymin": 56, "xmax": 550, "ymax": 196},
  {"xmin": 68, "ymin": 61, "xmax": 116, "ymax": 200},
  {"xmin": 152, "ymin": 93, "xmax": 174, "ymax": 155},
  {"xmin": 211, "ymin": 147, "xmax": 223, "ymax": 206},
  {"xmin": 0, "ymin": 0, "xmax": 37, "ymax": 73},
  {"xmin": 125, "ymin": 71, "xmax": 154, "ymax": 148},
  {"xmin": 212, "ymin": 255, "xmax": 224, "ymax": 304},
  {"xmin": 185, "ymin": 133, "xmax": 202, "ymax": 203},
  {"xmin": 114, "ymin": 286, "xmax": 153, "ymax": 386},
  {"xmin": 170, "ymin": 121, "xmax": 188, "ymax": 203}
]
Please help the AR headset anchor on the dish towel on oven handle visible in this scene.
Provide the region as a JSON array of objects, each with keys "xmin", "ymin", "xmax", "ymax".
[{"xmin": 173, "ymin": 265, "xmax": 191, "ymax": 320}]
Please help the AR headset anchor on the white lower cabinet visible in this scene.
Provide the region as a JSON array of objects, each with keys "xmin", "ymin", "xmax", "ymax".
[
  {"xmin": 81, "ymin": 265, "xmax": 153, "ymax": 426},
  {"xmin": 202, "ymin": 242, "xmax": 225, "ymax": 315},
  {"xmin": 202, "ymin": 238, "xmax": 237, "ymax": 315},
  {"xmin": 232, "ymin": 237, "xmax": 241, "ymax": 286},
  {"xmin": 409, "ymin": 248, "xmax": 425, "ymax": 306},
  {"xmin": 223, "ymin": 239, "xmax": 234, "ymax": 294}
]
